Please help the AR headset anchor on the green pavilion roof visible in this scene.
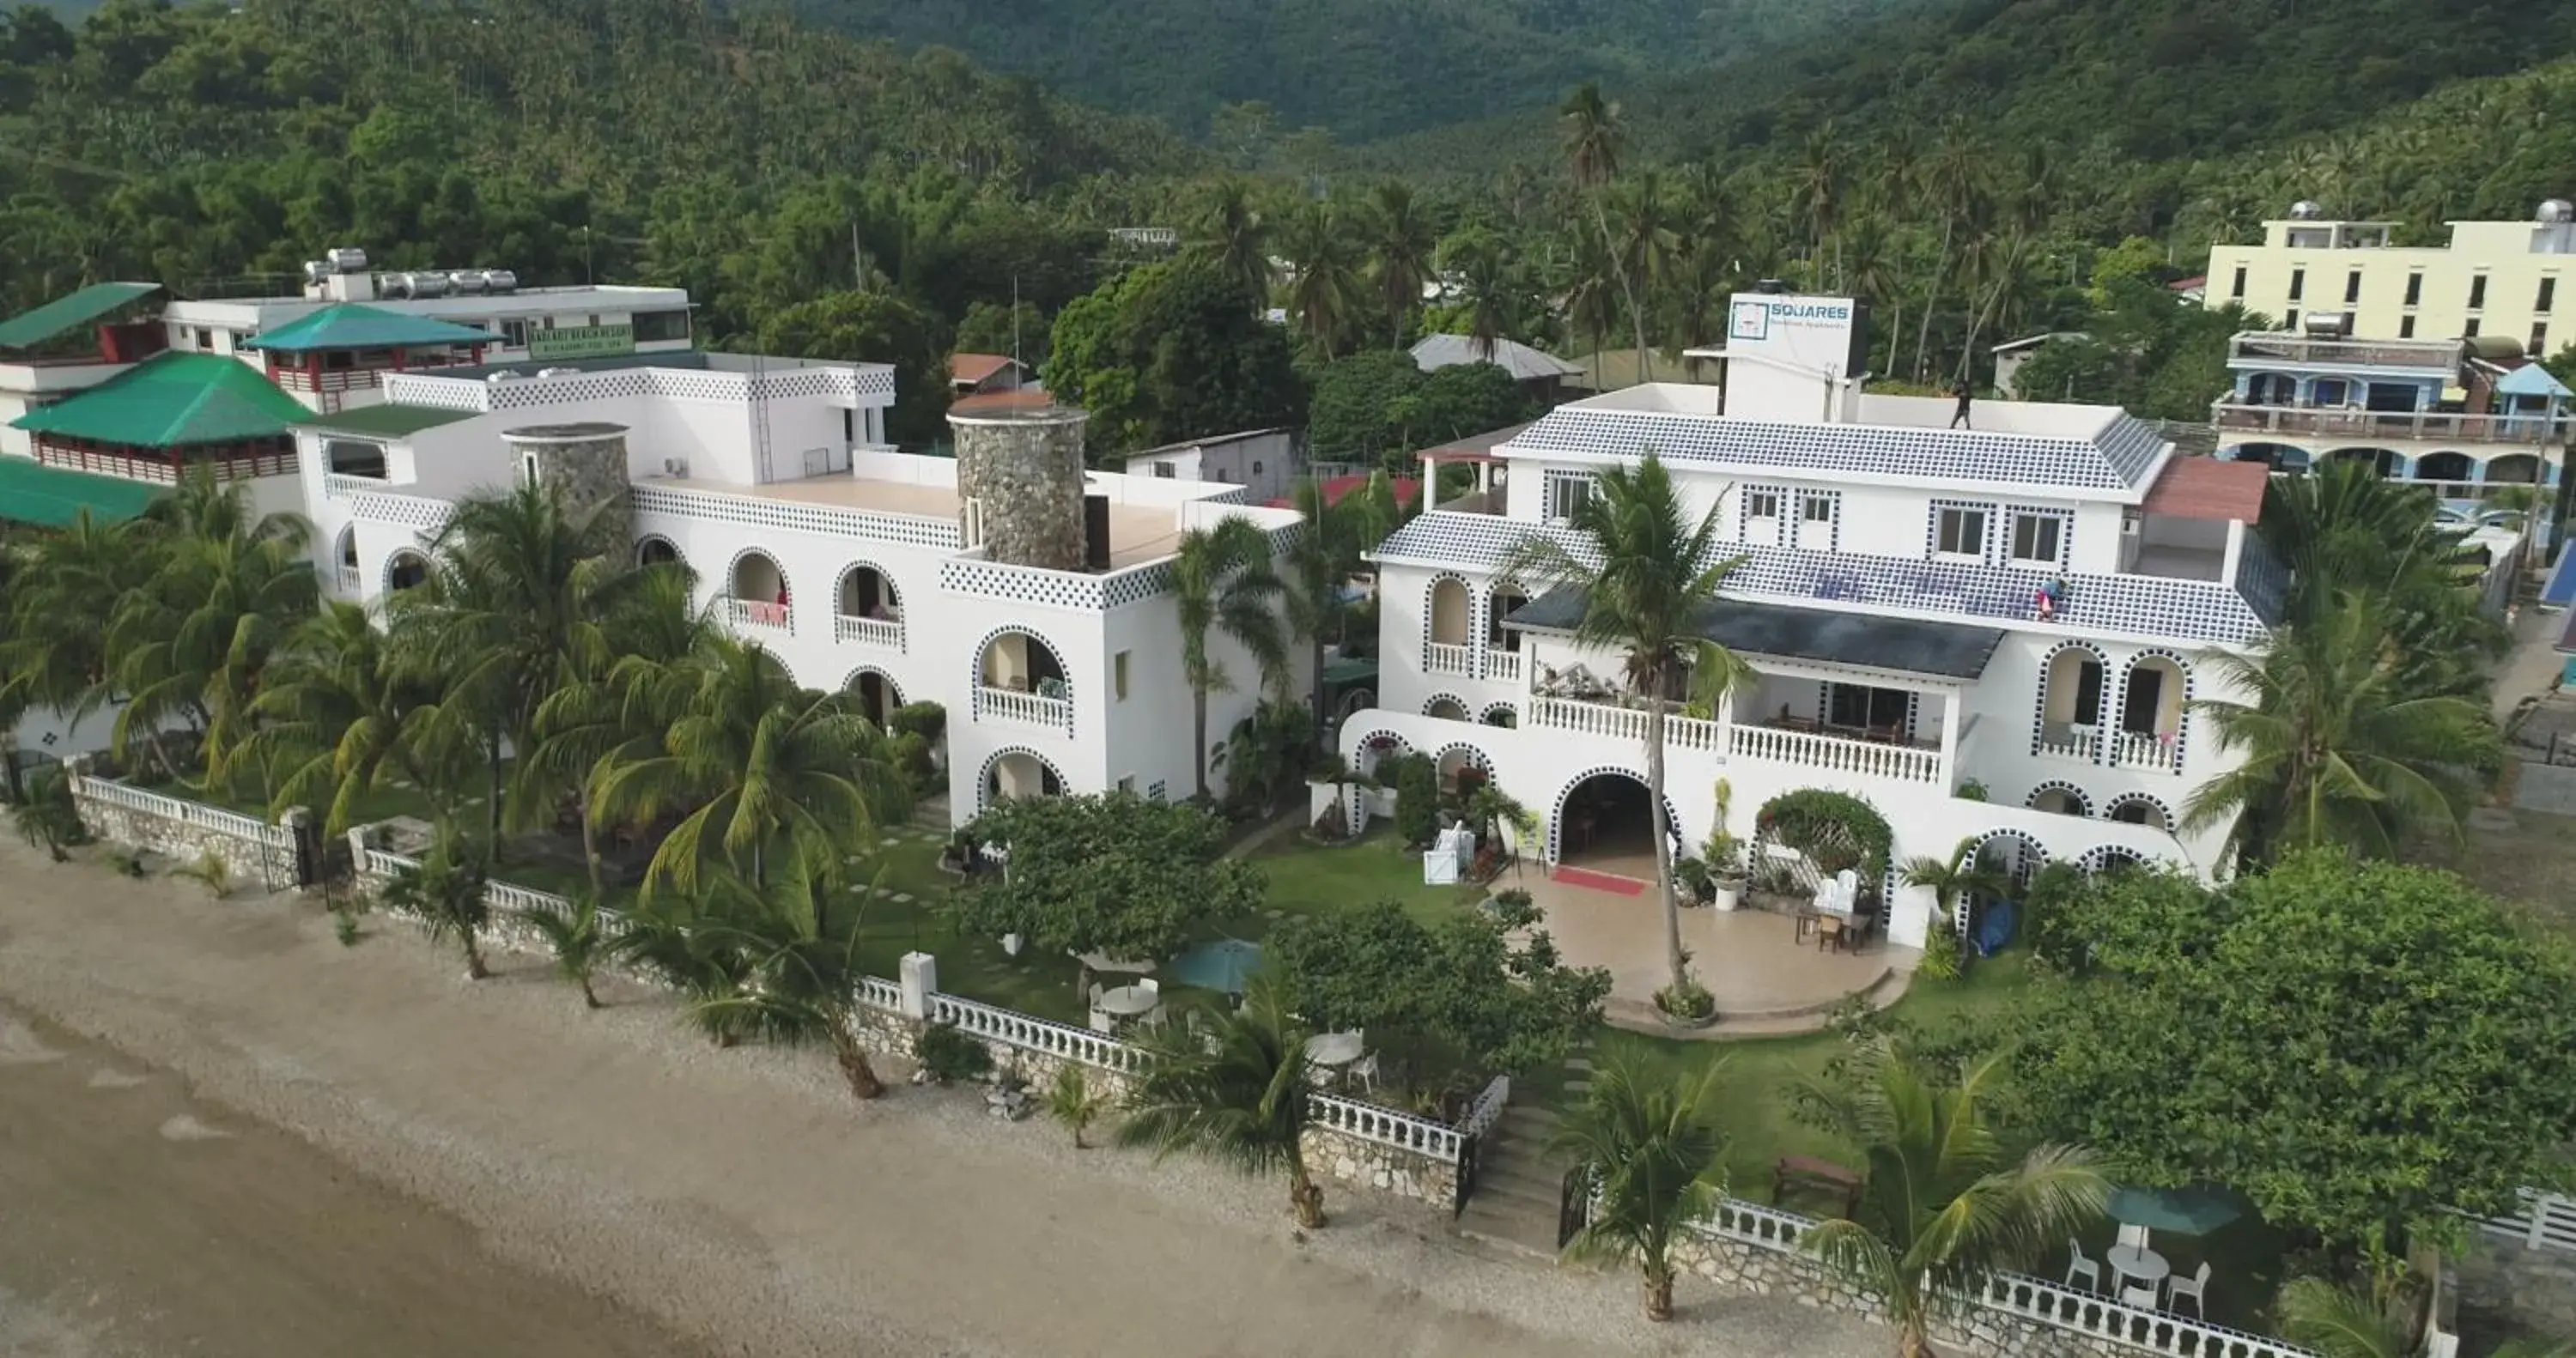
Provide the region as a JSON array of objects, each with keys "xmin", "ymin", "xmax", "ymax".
[
  {"xmin": 242, "ymin": 303, "xmax": 498, "ymax": 354},
  {"xmin": 0, "ymin": 457, "xmax": 165, "ymax": 528},
  {"xmin": 0, "ymin": 282, "xmax": 161, "ymax": 350},
  {"xmin": 9, "ymin": 352, "xmax": 310, "ymax": 448}
]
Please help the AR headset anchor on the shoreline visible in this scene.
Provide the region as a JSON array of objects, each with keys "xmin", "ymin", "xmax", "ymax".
[{"xmin": 0, "ymin": 838, "xmax": 1884, "ymax": 1357}]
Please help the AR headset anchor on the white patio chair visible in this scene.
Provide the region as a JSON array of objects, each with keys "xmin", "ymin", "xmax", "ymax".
[
  {"xmin": 2165, "ymin": 1262, "xmax": 2210, "ymax": 1318},
  {"xmin": 2114, "ymin": 1223, "xmax": 2149, "ymax": 1251},
  {"xmin": 1138, "ymin": 978, "xmax": 1160, "ymax": 1003},
  {"xmin": 1088, "ymin": 1007, "xmax": 1115, "ymax": 1034},
  {"xmin": 1350, "ymin": 1052, "xmax": 1380, "ymax": 1094},
  {"xmin": 2120, "ymin": 1279, "xmax": 2160, "ymax": 1309},
  {"xmin": 2064, "ymin": 1240, "xmax": 2102, "ymax": 1294}
]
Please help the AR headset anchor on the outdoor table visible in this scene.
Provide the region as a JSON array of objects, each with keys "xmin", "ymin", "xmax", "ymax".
[
  {"xmin": 2107, "ymin": 1245, "xmax": 2170, "ymax": 1288},
  {"xmin": 1097, "ymin": 985, "xmax": 1160, "ymax": 1019},
  {"xmin": 1304, "ymin": 1032, "xmax": 1364, "ymax": 1068}
]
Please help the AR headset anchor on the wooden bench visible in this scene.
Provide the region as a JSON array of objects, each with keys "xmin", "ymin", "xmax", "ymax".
[{"xmin": 1774, "ymin": 1154, "xmax": 1863, "ymax": 1217}]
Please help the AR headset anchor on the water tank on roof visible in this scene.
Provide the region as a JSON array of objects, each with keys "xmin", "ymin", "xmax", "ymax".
[
  {"xmin": 301, "ymin": 260, "xmax": 328, "ymax": 285},
  {"xmin": 402, "ymin": 272, "xmax": 450, "ymax": 299},
  {"xmin": 2288, "ymin": 200, "xmax": 2326, "ymax": 221},
  {"xmin": 326, "ymin": 246, "xmax": 370, "ymax": 272},
  {"xmin": 485, "ymin": 370, "xmax": 524, "ymax": 383},
  {"xmin": 2300, "ymin": 311, "xmax": 2351, "ymax": 339},
  {"xmin": 2541, "ymin": 199, "xmax": 2575, "ymax": 224},
  {"xmin": 448, "ymin": 270, "xmax": 489, "ymax": 295},
  {"xmin": 480, "ymin": 270, "xmax": 519, "ymax": 293}
]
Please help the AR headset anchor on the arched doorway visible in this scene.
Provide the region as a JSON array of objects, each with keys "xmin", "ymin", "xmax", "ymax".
[
  {"xmin": 2078, "ymin": 846, "xmax": 2147, "ymax": 875},
  {"xmin": 2038, "ymin": 643, "xmax": 2105, "ymax": 760},
  {"xmin": 1482, "ymin": 703, "xmax": 1518, "ymax": 730},
  {"xmin": 2486, "ymin": 452, "xmax": 2543, "ymax": 484},
  {"xmin": 1427, "ymin": 577, "xmax": 1471, "ymax": 647},
  {"xmin": 2415, "ymin": 451, "xmax": 2473, "ymax": 485},
  {"xmin": 385, "ymin": 549, "xmax": 430, "ymax": 593},
  {"xmin": 637, "ymin": 536, "xmax": 681, "ymax": 568},
  {"xmin": 333, "ymin": 526, "xmax": 360, "ymax": 593},
  {"xmin": 2116, "ymin": 653, "xmax": 2187, "ymax": 768},
  {"xmin": 729, "ymin": 550, "xmax": 789, "ymax": 629},
  {"xmin": 2103, "ymin": 794, "xmax": 2175, "ymax": 834},
  {"xmin": 2026, "ymin": 782, "xmax": 2092, "ymax": 818},
  {"xmin": 981, "ymin": 748, "xmax": 1064, "ymax": 809},
  {"xmin": 1434, "ymin": 743, "xmax": 1489, "ymax": 797},
  {"xmin": 1552, "ymin": 769, "xmax": 1674, "ymax": 884},
  {"xmin": 835, "ymin": 562, "xmax": 902, "ymax": 640},
  {"xmin": 1485, "ymin": 580, "xmax": 1528, "ymax": 650},
  {"xmin": 2244, "ymin": 373, "xmax": 2294, "ymax": 406},
  {"xmin": 845, "ymin": 668, "xmax": 902, "ymax": 729},
  {"xmin": 978, "ymin": 628, "xmax": 1068, "ymax": 698},
  {"xmin": 1352, "ymin": 730, "xmax": 1409, "ymax": 780}
]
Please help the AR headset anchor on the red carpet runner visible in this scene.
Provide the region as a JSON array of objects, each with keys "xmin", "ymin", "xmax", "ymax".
[{"xmin": 1547, "ymin": 864, "xmax": 1649, "ymax": 896}]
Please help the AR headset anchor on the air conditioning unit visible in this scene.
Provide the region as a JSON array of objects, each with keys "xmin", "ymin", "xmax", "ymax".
[{"xmin": 662, "ymin": 458, "xmax": 690, "ymax": 477}]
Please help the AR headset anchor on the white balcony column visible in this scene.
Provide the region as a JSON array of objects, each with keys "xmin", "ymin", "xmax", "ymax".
[
  {"xmin": 1938, "ymin": 688, "xmax": 1962, "ymax": 773},
  {"xmin": 2221, "ymin": 518, "xmax": 2247, "ymax": 585}
]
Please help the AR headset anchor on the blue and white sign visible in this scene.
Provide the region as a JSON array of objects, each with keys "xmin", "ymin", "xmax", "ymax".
[{"xmin": 1729, "ymin": 299, "xmax": 1772, "ymax": 343}]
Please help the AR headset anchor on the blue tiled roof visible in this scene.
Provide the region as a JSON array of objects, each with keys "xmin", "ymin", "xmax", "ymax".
[
  {"xmin": 1370, "ymin": 512, "xmax": 2277, "ymax": 647},
  {"xmin": 1506, "ymin": 408, "xmax": 2168, "ymax": 494}
]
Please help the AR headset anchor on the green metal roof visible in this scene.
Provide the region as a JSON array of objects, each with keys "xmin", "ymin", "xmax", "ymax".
[
  {"xmin": 0, "ymin": 282, "xmax": 161, "ymax": 350},
  {"xmin": 243, "ymin": 303, "xmax": 498, "ymax": 354},
  {"xmin": 9, "ymin": 352, "xmax": 311, "ymax": 448},
  {"xmin": 296, "ymin": 403, "xmax": 480, "ymax": 437},
  {"xmin": 0, "ymin": 457, "xmax": 165, "ymax": 528}
]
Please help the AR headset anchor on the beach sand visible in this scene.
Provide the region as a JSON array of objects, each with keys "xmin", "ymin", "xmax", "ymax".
[{"xmin": 0, "ymin": 838, "xmax": 1884, "ymax": 1358}]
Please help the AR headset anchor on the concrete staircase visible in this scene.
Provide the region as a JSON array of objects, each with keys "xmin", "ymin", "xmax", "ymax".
[{"xmin": 1455, "ymin": 1100, "xmax": 1571, "ymax": 1258}]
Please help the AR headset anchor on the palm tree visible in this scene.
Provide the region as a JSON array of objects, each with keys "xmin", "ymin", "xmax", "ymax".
[
  {"xmin": 1896, "ymin": 837, "xmax": 2008, "ymax": 943},
  {"xmin": 1119, "ymin": 981, "xmax": 1324, "ymax": 1227},
  {"xmin": 1790, "ymin": 124, "xmax": 1850, "ymax": 291},
  {"xmin": 1279, "ymin": 199, "xmax": 1366, "ymax": 358},
  {"xmin": 1607, "ymin": 171, "xmax": 1680, "ymax": 381},
  {"xmin": 2276, "ymin": 1276, "xmax": 2421, "ymax": 1358},
  {"xmin": 1551, "ymin": 1056, "xmax": 1731, "ymax": 1320},
  {"xmin": 1799, "ymin": 1042, "xmax": 2110, "ymax": 1358},
  {"xmin": 524, "ymin": 889, "xmax": 614, "ymax": 1009},
  {"xmin": 9, "ymin": 765, "xmax": 82, "ymax": 862},
  {"xmin": 2185, "ymin": 598, "xmax": 2499, "ymax": 862},
  {"xmin": 610, "ymin": 896, "xmax": 759, "ymax": 1048},
  {"xmin": 1047, "ymin": 1064, "xmax": 1112, "ymax": 1149},
  {"xmin": 1171, "ymin": 517, "xmax": 1287, "ymax": 801},
  {"xmin": 380, "ymin": 831, "xmax": 495, "ymax": 980},
  {"xmin": 1501, "ymin": 455, "xmax": 1756, "ymax": 997},
  {"xmin": 0, "ymin": 512, "xmax": 161, "ymax": 773},
  {"xmin": 1914, "ymin": 123, "xmax": 1988, "ymax": 383},
  {"xmin": 1560, "ymin": 82, "xmax": 1651, "ymax": 370},
  {"xmin": 1437, "ymin": 226, "xmax": 1525, "ymax": 363},
  {"xmin": 1190, "ymin": 179, "xmax": 1273, "ymax": 310},
  {"xmin": 694, "ymin": 851, "xmax": 890, "ymax": 1100},
  {"xmin": 592, "ymin": 636, "xmax": 908, "ymax": 898},
  {"xmin": 1366, "ymin": 181, "xmax": 1437, "ymax": 349},
  {"xmin": 233, "ymin": 602, "xmax": 455, "ymax": 837},
  {"xmin": 2263, "ymin": 463, "xmax": 2500, "ymax": 696}
]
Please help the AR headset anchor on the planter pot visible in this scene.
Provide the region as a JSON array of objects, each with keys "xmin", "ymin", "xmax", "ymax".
[
  {"xmin": 1000, "ymin": 932, "xmax": 1024, "ymax": 957},
  {"xmin": 1660, "ymin": 1008, "xmax": 1721, "ymax": 1032},
  {"xmin": 1710, "ymin": 880, "xmax": 1742, "ymax": 913}
]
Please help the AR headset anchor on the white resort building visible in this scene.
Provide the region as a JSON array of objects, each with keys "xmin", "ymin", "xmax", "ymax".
[
  {"xmin": 1334, "ymin": 293, "xmax": 2284, "ymax": 949},
  {"xmin": 296, "ymin": 355, "xmax": 1302, "ymax": 821}
]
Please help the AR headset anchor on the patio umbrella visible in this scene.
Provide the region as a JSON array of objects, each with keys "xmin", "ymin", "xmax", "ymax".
[
  {"xmin": 1167, "ymin": 938, "xmax": 1264, "ymax": 995},
  {"xmin": 2107, "ymin": 1185, "xmax": 2246, "ymax": 1237}
]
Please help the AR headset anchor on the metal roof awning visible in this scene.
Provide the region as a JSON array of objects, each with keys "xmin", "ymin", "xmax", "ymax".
[
  {"xmin": 1505, "ymin": 589, "xmax": 2007, "ymax": 681},
  {"xmin": 244, "ymin": 303, "xmax": 499, "ymax": 354},
  {"xmin": 9, "ymin": 352, "xmax": 310, "ymax": 448},
  {"xmin": 0, "ymin": 282, "xmax": 161, "ymax": 350},
  {"xmin": 0, "ymin": 457, "xmax": 166, "ymax": 528}
]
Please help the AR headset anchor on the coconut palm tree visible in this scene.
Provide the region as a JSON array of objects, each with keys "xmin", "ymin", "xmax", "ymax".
[
  {"xmin": 0, "ymin": 511, "xmax": 161, "ymax": 772},
  {"xmin": 1047, "ymin": 1064, "xmax": 1112, "ymax": 1149},
  {"xmin": 1437, "ymin": 226, "xmax": 1525, "ymax": 363},
  {"xmin": 2185, "ymin": 597, "xmax": 2499, "ymax": 862},
  {"xmin": 524, "ymin": 889, "xmax": 614, "ymax": 1009},
  {"xmin": 1501, "ymin": 455, "xmax": 1757, "ymax": 997},
  {"xmin": 2276, "ymin": 1276, "xmax": 2421, "ymax": 1358},
  {"xmin": 380, "ymin": 831, "xmax": 495, "ymax": 980},
  {"xmin": 1896, "ymin": 837, "xmax": 2009, "ymax": 943},
  {"xmin": 233, "ymin": 601, "xmax": 456, "ymax": 836},
  {"xmin": 2261, "ymin": 462, "xmax": 2501, "ymax": 696},
  {"xmin": 1119, "ymin": 980, "xmax": 1324, "ymax": 1227},
  {"xmin": 1190, "ymin": 178, "xmax": 1273, "ymax": 311},
  {"xmin": 592, "ymin": 636, "xmax": 908, "ymax": 898},
  {"xmin": 1790, "ymin": 124, "xmax": 1850, "ymax": 290},
  {"xmin": 610, "ymin": 895, "xmax": 760, "ymax": 1048},
  {"xmin": 1366, "ymin": 181, "xmax": 1437, "ymax": 349},
  {"xmin": 1799, "ymin": 1042, "xmax": 2110, "ymax": 1358},
  {"xmin": 1561, "ymin": 82, "xmax": 1650, "ymax": 372},
  {"xmin": 693, "ymin": 851, "xmax": 890, "ymax": 1100},
  {"xmin": 9, "ymin": 765, "xmax": 82, "ymax": 862},
  {"xmin": 1607, "ymin": 171, "xmax": 1680, "ymax": 381},
  {"xmin": 1279, "ymin": 199, "xmax": 1366, "ymax": 358},
  {"xmin": 1551, "ymin": 1055, "xmax": 1731, "ymax": 1320},
  {"xmin": 1171, "ymin": 517, "xmax": 1288, "ymax": 801},
  {"xmin": 1913, "ymin": 122, "xmax": 1989, "ymax": 382}
]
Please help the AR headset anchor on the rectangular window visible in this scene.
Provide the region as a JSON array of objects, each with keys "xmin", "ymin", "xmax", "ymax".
[
  {"xmin": 1117, "ymin": 774, "xmax": 1137, "ymax": 795},
  {"xmin": 1114, "ymin": 651, "xmax": 1130, "ymax": 700},
  {"xmin": 194, "ymin": 327, "xmax": 213, "ymax": 350},
  {"xmin": 2344, "ymin": 270, "xmax": 2362, "ymax": 305},
  {"xmin": 499, "ymin": 318, "xmax": 532, "ymax": 349},
  {"xmin": 2230, "ymin": 266, "xmax": 2247, "ymax": 300},
  {"xmin": 1935, "ymin": 506, "xmax": 1988, "ymax": 558},
  {"xmin": 2398, "ymin": 315, "xmax": 2416, "ymax": 339},
  {"xmin": 1548, "ymin": 473, "xmax": 1594, "ymax": 522},
  {"xmin": 2540, "ymin": 277, "xmax": 2559, "ymax": 314},
  {"xmin": 1801, "ymin": 495, "xmax": 1833, "ymax": 523},
  {"xmin": 2008, "ymin": 512, "xmax": 2063, "ymax": 565},
  {"xmin": 2404, "ymin": 272, "xmax": 2423, "ymax": 306},
  {"xmin": 1826, "ymin": 684, "xmax": 1911, "ymax": 734},
  {"xmin": 2465, "ymin": 318, "xmax": 2482, "ymax": 338},
  {"xmin": 1746, "ymin": 489, "xmax": 1780, "ymax": 520},
  {"xmin": 2285, "ymin": 309, "xmax": 2300, "ymax": 332},
  {"xmin": 2470, "ymin": 275, "xmax": 2488, "ymax": 310},
  {"xmin": 2287, "ymin": 269, "xmax": 2305, "ymax": 302},
  {"xmin": 1152, "ymin": 462, "xmax": 1176, "ymax": 478},
  {"xmin": 2533, "ymin": 324, "xmax": 2550, "ymax": 355}
]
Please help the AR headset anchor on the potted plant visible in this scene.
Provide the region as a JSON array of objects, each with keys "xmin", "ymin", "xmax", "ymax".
[
  {"xmin": 1653, "ymin": 966, "xmax": 1718, "ymax": 1030},
  {"xmin": 1673, "ymin": 855, "xmax": 1713, "ymax": 907},
  {"xmin": 1703, "ymin": 779, "xmax": 1746, "ymax": 912}
]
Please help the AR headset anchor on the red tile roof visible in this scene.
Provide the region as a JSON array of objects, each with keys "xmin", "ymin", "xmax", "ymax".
[
  {"xmin": 950, "ymin": 388, "xmax": 1054, "ymax": 415},
  {"xmin": 950, "ymin": 353, "xmax": 1018, "ymax": 386},
  {"xmin": 2142, "ymin": 456, "xmax": 2268, "ymax": 523}
]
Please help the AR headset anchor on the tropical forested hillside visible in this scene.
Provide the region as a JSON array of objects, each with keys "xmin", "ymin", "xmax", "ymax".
[{"xmin": 795, "ymin": 0, "xmax": 1911, "ymax": 144}]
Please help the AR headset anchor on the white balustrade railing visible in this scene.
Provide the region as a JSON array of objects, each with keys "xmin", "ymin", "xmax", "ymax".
[
  {"xmin": 334, "ymin": 564, "xmax": 362, "ymax": 595},
  {"xmin": 928, "ymin": 993, "xmax": 1143, "ymax": 1072},
  {"xmin": 2110, "ymin": 729, "xmax": 2181, "ymax": 773},
  {"xmin": 486, "ymin": 878, "xmax": 573, "ymax": 916},
  {"xmin": 1310, "ymin": 1091, "xmax": 1463, "ymax": 1161},
  {"xmin": 2480, "ymin": 1189, "xmax": 2576, "ymax": 1254},
  {"xmin": 77, "ymin": 778, "xmax": 289, "ymax": 846},
  {"xmin": 361, "ymin": 847, "xmax": 421, "ymax": 880},
  {"xmin": 976, "ymin": 685, "xmax": 1072, "ymax": 732},
  {"xmin": 1425, "ymin": 642, "xmax": 1476, "ymax": 677},
  {"xmin": 1457, "ymin": 1075, "xmax": 1511, "ymax": 1140},
  {"xmin": 835, "ymin": 614, "xmax": 902, "ymax": 649},
  {"xmin": 726, "ymin": 597, "xmax": 792, "ymax": 632},
  {"xmin": 1729, "ymin": 724, "xmax": 1943, "ymax": 784},
  {"xmin": 1528, "ymin": 698, "xmax": 1723, "ymax": 752},
  {"xmin": 1483, "ymin": 649, "xmax": 1524, "ymax": 685},
  {"xmin": 856, "ymin": 976, "xmax": 904, "ymax": 1014},
  {"xmin": 2037, "ymin": 721, "xmax": 2102, "ymax": 762}
]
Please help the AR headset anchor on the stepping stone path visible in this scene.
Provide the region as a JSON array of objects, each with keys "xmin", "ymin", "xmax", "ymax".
[
  {"xmin": 891, "ymin": 892, "xmax": 914, "ymax": 904},
  {"xmin": 1263, "ymin": 909, "xmax": 1284, "ymax": 919}
]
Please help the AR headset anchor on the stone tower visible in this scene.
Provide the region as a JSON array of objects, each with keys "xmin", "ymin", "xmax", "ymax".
[
  {"xmin": 502, "ymin": 422, "xmax": 633, "ymax": 548},
  {"xmin": 950, "ymin": 407, "xmax": 1088, "ymax": 571}
]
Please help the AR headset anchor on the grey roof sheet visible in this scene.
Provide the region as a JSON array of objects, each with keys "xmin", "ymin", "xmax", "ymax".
[
  {"xmin": 1409, "ymin": 333, "xmax": 1583, "ymax": 381},
  {"xmin": 1505, "ymin": 588, "xmax": 2006, "ymax": 680},
  {"xmin": 1506, "ymin": 406, "xmax": 2168, "ymax": 493}
]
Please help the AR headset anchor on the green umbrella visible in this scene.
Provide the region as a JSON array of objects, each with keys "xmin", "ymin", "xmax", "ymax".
[
  {"xmin": 1167, "ymin": 938, "xmax": 1264, "ymax": 995},
  {"xmin": 2107, "ymin": 1185, "xmax": 2246, "ymax": 1237}
]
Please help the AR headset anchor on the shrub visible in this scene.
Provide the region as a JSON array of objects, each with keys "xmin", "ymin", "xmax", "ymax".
[
  {"xmin": 887, "ymin": 701, "xmax": 947, "ymax": 746},
  {"xmin": 914, "ymin": 1021, "xmax": 995, "ymax": 1083},
  {"xmin": 1917, "ymin": 926, "xmax": 1962, "ymax": 981},
  {"xmin": 1653, "ymin": 973, "xmax": 1716, "ymax": 1022},
  {"xmin": 1392, "ymin": 754, "xmax": 1440, "ymax": 846},
  {"xmin": 1754, "ymin": 789, "xmax": 1893, "ymax": 876}
]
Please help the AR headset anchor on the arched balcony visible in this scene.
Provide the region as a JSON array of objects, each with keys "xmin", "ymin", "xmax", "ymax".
[
  {"xmin": 835, "ymin": 562, "xmax": 903, "ymax": 650},
  {"xmin": 2104, "ymin": 794, "xmax": 2176, "ymax": 834},
  {"xmin": 2112, "ymin": 655, "xmax": 2186, "ymax": 772},
  {"xmin": 2323, "ymin": 446, "xmax": 2399, "ymax": 478},
  {"xmin": 975, "ymin": 629, "xmax": 1072, "ymax": 733},
  {"xmin": 845, "ymin": 668, "xmax": 902, "ymax": 730},
  {"xmin": 332, "ymin": 527, "xmax": 361, "ymax": 596},
  {"xmin": 727, "ymin": 551, "xmax": 791, "ymax": 632},
  {"xmin": 637, "ymin": 537, "xmax": 682, "ymax": 569},
  {"xmin": 385, "ymin": 549, "xmax": 430, "ymax": 593},
  {"xmin": 982, "ymin": 749, "xmax": 1065, "ymax": 809},
  {"xmin": 1425, "ymin": 694, "xmax": 1470, "ymax": 721},
  {"xmin": 2486, "ymin": 452, "xmax": 2543, "ymax": 485},
  {"xmin": 2415, "ymin": 451, "xmax": 2474, "ymax": 487},
  {"xmin": 1484, "ymin": 581, "xmax": 1529, "ymax": 683},
  {"xmin": 1425, "ymin": 577, "xmax": 1473, "ymax": 676},
  {"xmin": 2036, "ymin": 645, "xmax": 2105, "ymax": 761}
]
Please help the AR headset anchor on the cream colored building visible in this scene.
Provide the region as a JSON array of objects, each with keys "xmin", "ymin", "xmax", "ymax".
[{"xmin": 2207, "ymin": 203, "xmax": 2576, "ymax": 355}]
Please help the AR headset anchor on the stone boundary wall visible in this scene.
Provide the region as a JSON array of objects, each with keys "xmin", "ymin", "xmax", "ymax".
[
  {"xmin": 68, "ymin": 760, "xmax": 308, "ymax": 889},
  {"xmin": 348, "ymin": 834, "xmax": 1473, "ymax": 1209}
]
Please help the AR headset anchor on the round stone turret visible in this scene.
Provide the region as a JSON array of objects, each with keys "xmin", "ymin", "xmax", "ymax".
[
  {"xmin": 502, "ymin": 422, "xmax": 632, "ymax": 546},
  {"xmin": 950, "ymin": 407, "xmax": 1088, "ymax": 571}
]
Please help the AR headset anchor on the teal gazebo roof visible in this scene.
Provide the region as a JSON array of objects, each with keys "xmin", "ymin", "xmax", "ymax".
[
  {"xmin": 2498, "ymin": 363, "xmax": 2574, "ymax": 400},
  {"xmin": 242, "ymin": 303, "xmax": 497, "ymax": 354}
]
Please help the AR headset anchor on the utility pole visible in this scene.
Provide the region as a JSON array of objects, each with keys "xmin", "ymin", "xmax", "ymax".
[
  {"xmin": 1011, "ymin": 273, "xmax": 1022, "ymax": 370},
  {"xmin": 852, "ymin": 221, "xmax": 865, "ymax": 292}
]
